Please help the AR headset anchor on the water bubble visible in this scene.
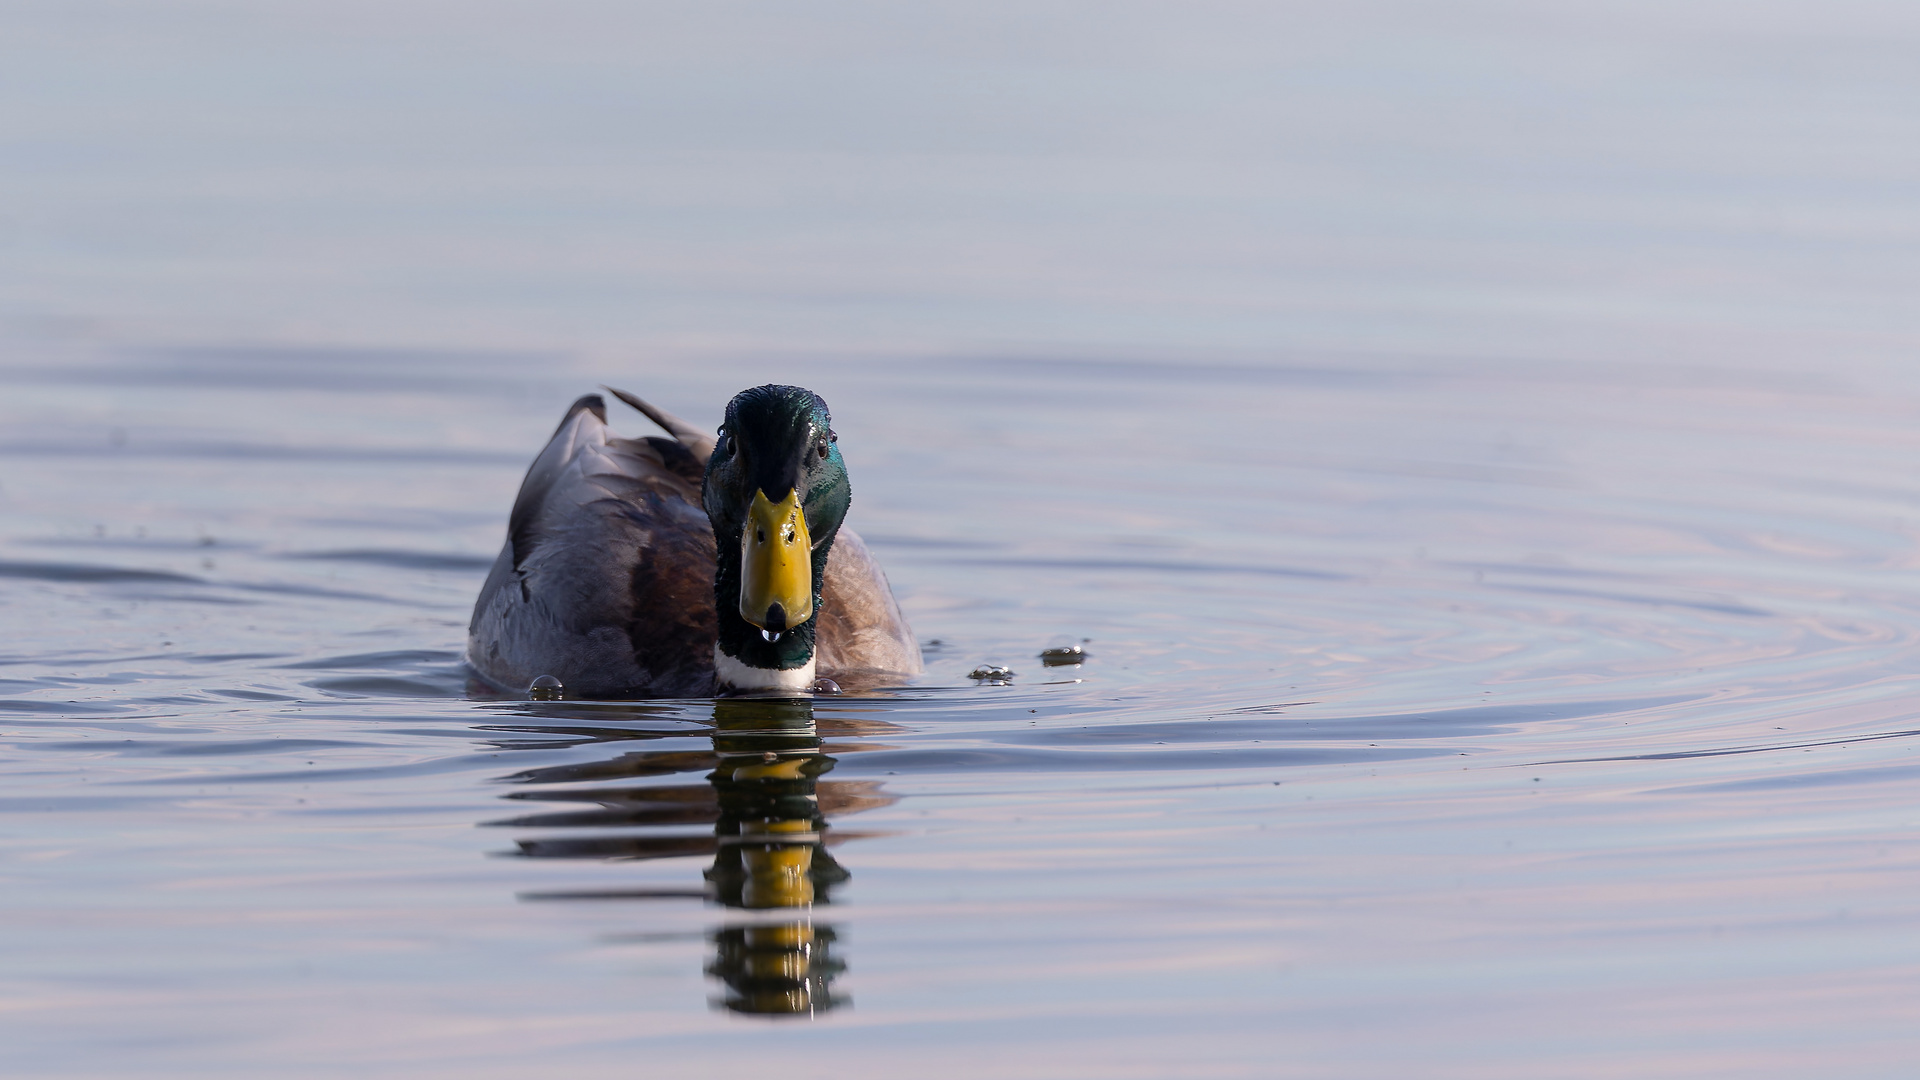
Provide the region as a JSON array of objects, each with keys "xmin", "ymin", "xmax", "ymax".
[
  {"xmin": 808, "ymin": 676, "xmax": 842, "ymax": 695},
  {"xmin": 528, "ymin": 674, "xmax": 563, "ymax": 700},
  {"xmin": 761, "ymin": 629, "xmax": 782, "ymax": 642},
  {"xmin": 968, "ymin": 664, "xmax": 1014, "ymax": 682},
  {"xmin": 1039, "ymin": 643, "xmax": 1086, "ymax": 666}
]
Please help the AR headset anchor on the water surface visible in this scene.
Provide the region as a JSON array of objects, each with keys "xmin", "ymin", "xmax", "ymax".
[{"xmin": 7, "ymin": 345, "xmax": 1920, "ymax": 1078}]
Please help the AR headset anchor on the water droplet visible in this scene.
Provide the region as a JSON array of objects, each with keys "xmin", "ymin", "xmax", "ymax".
[{"xmin": 528, "ymin": 674, "xmax": 563, "ymax": 700}]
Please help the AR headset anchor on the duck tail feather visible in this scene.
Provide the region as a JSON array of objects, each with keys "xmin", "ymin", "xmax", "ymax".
[
  {"xmin": 602, "ymin": 386, "xmax": 698, "ymax": 438},
  {"xmin": 555, "ymin": 393, "xmax": 607, "ymax": 434},
  {"xmin": 602, "ymin": 386, "xmax": 717, "ymax": 462}
]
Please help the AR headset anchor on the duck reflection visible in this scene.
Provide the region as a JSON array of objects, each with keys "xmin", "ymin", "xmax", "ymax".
[
  {"xmin": 703, "ymin": 698, "xmax": 848, "ymax": 1015},
  {"xmin": 490, "ymin": 696, "xmax": 893, "ymax": 1017}
]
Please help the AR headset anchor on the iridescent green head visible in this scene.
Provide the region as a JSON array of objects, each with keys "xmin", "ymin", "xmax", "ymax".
[{"xmin": 704, "ymin": 385, "xmax": 849, "ymax": 675}]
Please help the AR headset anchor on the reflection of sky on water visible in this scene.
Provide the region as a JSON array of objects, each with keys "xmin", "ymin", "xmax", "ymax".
[{"xmin": 6, "ymin": 2, "xmax": 1919, "ymax": 367}]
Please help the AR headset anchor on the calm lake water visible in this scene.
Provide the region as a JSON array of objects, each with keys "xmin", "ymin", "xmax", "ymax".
[{"xmin": 7, "ymin": 4, "xmax": 1920, "ymax": 1078}]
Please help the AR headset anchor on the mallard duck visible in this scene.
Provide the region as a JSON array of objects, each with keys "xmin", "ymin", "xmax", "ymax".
[{"xmin": 467, "ymin": 384, "xmax": 922, "ymax": 696}]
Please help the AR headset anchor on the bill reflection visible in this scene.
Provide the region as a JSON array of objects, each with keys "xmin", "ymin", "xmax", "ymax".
[{"xmin": 494, "ymin": 697, "xmax": 891, "ymax": 1017}]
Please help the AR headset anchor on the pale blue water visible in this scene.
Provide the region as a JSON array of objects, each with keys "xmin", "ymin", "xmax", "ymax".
[{"xmin": 6, "ymin": 4, "xmax": 1920, "ymax": 1078}]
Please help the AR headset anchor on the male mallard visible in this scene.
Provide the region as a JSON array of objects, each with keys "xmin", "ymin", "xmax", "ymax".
[{"xmin": 467, "ymin": 384, "xmax": 922, "ymax": 696}]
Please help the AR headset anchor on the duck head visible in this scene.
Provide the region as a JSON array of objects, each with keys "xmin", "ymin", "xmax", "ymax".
[{"xmin": 704, "ymin": 385, "xmax": 850, "ymax": 690}]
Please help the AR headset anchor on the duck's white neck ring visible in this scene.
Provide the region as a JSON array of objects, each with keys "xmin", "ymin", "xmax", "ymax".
[{"xmin": 714, "ymin": 645, "xmax": 816, "ymax": 692}]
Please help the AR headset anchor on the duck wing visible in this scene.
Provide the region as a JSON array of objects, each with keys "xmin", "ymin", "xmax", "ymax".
[{"xmin": 468, "ymin": 394, "xmax": 718, "ymax": 697}]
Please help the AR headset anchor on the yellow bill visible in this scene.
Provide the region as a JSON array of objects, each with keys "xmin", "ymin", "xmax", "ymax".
[
  {"xmin": 740, "ymin": 488, "xmax": 814, "ymax": 632},
  {"xmin": 743, "ymin": 842, "xmax": 815, "ymax": 908}
]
